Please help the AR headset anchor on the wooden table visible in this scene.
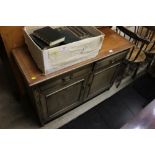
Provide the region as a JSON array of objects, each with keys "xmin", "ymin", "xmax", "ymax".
[{"xmin": 12, "ymin": 27, "xmax": 133, "ymax": 125}]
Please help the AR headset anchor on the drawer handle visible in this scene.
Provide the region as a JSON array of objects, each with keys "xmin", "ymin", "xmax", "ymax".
[
  {"xmin": 62, "ymin": 76, "xmax": 71, "ymax": 82},
  {"xmin": 110, "ymin": 59, "xmax": 116, "ymax": 64}
]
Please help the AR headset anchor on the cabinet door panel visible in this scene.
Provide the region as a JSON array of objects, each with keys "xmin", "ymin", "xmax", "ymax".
[
  {"xmin": 41, "ymin": 79, "xmax": 85, "ymax": 121},
  {"xmin": 88, "ymin": 64, "xmax": 120, "ymax": 98}
]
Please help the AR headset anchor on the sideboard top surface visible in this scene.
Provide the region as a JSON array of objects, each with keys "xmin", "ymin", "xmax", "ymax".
[{"xmin": 12, "ymin": 27, "xmax": 133, "ymax": 87}]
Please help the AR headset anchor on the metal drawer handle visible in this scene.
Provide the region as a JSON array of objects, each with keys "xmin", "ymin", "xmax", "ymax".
[
  {"xmin": 110, "ymin": 59, "xmax": 116, "ymax": 64},
  {"xmin": 62, "ymin": 76, "xmax": 71, "ymax": 82}
]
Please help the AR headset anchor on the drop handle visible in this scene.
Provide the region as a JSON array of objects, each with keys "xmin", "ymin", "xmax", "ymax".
[
  {"xmin": 110, "ymin": 59, "xmax": 116, "ymax": 64},
  {"xmin": 62, "ymin": 76, "xmax": 71, "ymax": 82}
]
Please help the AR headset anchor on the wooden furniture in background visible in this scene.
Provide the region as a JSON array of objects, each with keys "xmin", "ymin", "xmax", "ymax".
[
  {"xmin": 116, "ymin": 26, "xmax": 150, "ymax": 87},
  {"xmin": 13, "ymin": 28, "xmax": 133, "ymax": 125},
  {"xmin": 0, "ymin": 26, "xmax": 25, "ymax": 96},
  {"xmin": 135, "ymin": 26, "xmax": 155, "ymax": 69},
  {"xmin": 0, "ymin": 26, "xmax": 25, "ymax": 58}
]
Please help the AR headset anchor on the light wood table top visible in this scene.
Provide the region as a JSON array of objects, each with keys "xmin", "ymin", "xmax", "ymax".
[{"xmin": 12, "ymin": 27, "xmax": 133, "ymax": 87}]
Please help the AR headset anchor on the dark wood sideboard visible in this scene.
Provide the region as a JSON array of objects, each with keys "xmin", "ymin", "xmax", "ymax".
[{"xmin": 12, "ymin": 27, "xmax": 133, "ymax": 125}]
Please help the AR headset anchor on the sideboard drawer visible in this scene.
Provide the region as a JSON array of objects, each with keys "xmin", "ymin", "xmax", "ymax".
[
  {"xmin": 71, "ymin": 65, "xmax": 92, "ymax": 79},
  {"xmin": 94, "ymin": 50, "xmax": 128, "ymax": 70},
  {"xmin": 39, "ymin": 64, "xmax": 92, "ymax": 91}
]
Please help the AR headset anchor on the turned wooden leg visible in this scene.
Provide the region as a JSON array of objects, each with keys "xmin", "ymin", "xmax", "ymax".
[
  {"xmin": 116, "ymin": 62, "xmax": 127, "ymax": 88},
  {"xmin": 132, "ymin": 63, "xmax": 140, "ymax": 79}
]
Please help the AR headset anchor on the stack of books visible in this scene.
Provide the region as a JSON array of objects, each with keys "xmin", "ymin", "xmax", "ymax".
[
  {"xmin": 67, "ymin": 26, "xmax": 92, "ymax": 39},
  {"xmin": 30, "ymin": 26, "xmax": 65, "ymax": 50},
  {"xmin": 30, "ymin": 26, "xmax": 93, "ymax": 50}
]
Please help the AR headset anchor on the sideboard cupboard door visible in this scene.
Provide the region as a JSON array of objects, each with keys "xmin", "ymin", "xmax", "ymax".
[
  {"xmin": 39, "ymin": 79, "xmax": 85, "ymax": 123},
  {"xmin": 87, "ymin": 63, "xmax": 120, "ymax": 99}
]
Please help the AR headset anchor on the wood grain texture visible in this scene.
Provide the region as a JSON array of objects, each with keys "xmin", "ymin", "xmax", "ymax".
[
  {"xmin": 12, "ymin": 27, "xmax": 133, "ymax": 87},
  {"xmin": 0, "ymin": 26, "xmax": 25, "ymax": 59},
  {"xmin": 0, "ymin": 26, "xmax": 25, "ymax": 96}
]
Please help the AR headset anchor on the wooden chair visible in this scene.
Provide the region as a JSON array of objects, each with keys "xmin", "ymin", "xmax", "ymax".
[
  {"xmin": 116, "ymin": 26, "xmax": 150, "ymax": 87},
  {"xmin": 133, "ymin": 26, "xmax": 155, "ymax": 69}
]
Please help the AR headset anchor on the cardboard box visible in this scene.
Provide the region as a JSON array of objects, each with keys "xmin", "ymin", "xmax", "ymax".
[{"xmin": 24, "ymin": 26, "xmax": 104, "ymax": 74}]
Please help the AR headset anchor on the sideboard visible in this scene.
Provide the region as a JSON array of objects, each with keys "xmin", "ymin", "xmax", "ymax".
[{"xmin": 13, "ymin": 27, "xmax": 133, "ymax": 125}]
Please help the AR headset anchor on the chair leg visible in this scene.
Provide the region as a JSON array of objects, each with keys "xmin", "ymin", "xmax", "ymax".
[
  {"xmin": 146, "ymin": 54, "xmax": 153, "ymax": 70},
  {"xmin": 149, "ymin": 55, "xmax": 155, "ymax": 68},
  {"xmin": 116, "ymin": 63, "xmax": 127, "ymax": 88},
  {"xmin": 147, "ymin": 55, "xmax": 155, "ymax": 76},
  {"xmin": 132, "ymin": 63, "xmax": 140, "ymax": 79}
]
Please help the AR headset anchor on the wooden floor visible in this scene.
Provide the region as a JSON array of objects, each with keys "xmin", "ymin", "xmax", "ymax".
[{"xmin": 1, "ymin": 57, "xmax": 155, "ymax": 129}]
